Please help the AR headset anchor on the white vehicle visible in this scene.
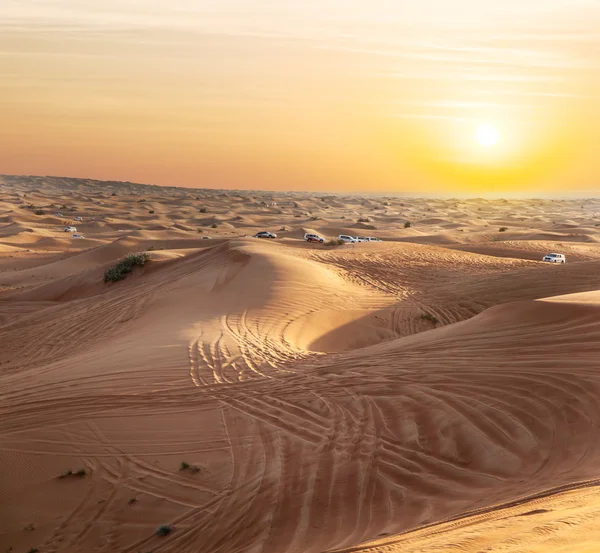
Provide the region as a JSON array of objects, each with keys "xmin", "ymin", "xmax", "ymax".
[
  {"xmin": 72, "ymin": 234, "xmax": 84, "ymax": 239},
  {"xmin": 338, "ymin": 235, "xmax": 358, "ymax": 243},
  {"xmin": 542, "ymin": 253, "xmax": 566, "ymax": 264},
  {"xmin": 355, "ymin": 236, "xmax": 369, "ymax": 242},
  {"xmin": 254, "ymin": 231, "xmax": 277, "ymax": 239},
  {"xmin": 367, "ymin": 237, "xmax": 381, "ymax": 242},
  {"xmin": 304, "ymin": 233, "xmax": 325, "ymax": 243},
  {"xmin": 55, "ymin": 212, "xmax": 63, "ymax": 217},
  {"xmin": 73, "ymin": 216, "xmax": 83, "ymax": 221},
  {"xmin": 64, "ymin": 226, "xmax": 77, "ymax": 232}
]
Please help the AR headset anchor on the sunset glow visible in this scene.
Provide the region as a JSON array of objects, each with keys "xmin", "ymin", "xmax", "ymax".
[{"xmin": 0, "ymin": 1, "xmax": 599, "ymax": 195}]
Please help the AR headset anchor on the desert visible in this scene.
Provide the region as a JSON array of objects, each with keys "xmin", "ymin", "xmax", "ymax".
[{"xmin": 3, "ymin": 174, "xmax": 600, "ymax": 552}]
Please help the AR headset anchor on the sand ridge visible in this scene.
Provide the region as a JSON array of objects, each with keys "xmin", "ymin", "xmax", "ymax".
[{"xmin": 3, "ymin": 175, "xmax": 600, "ymax": 552}]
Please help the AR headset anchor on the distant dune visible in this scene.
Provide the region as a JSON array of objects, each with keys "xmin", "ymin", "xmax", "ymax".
[{"xmin": 3, "ymin": 174, "xmax": 600, "ymax": 552}]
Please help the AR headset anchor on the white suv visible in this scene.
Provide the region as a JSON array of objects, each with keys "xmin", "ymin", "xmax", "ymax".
[
  {"xmin": 338, "ymin": 235, "xmax": 358, "ymax": 243},
  {"xmin": 304, "ymin": 233, "xmax": 324, "ymax": 243},
  {"xmin": 542, "ymin": 253, "xmax": 566, "ymax": 263}
]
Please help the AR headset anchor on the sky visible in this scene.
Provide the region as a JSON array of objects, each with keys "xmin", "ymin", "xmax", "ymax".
[{"xmin": 1, "ymin": 1, "xmax": 599, "ymax": 195}]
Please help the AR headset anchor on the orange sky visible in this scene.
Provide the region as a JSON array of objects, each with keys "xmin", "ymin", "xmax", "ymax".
[{"xmin": 1, "ymin": 1, "xmax": 599, "ymax": 195}]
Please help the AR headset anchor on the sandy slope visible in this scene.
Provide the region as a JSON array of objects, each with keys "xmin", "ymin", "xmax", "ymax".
[{"xmin": 3, "ymin": 175, "xmax": 600, "ymax": 552}]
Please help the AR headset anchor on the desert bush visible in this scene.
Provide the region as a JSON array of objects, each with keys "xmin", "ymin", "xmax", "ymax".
[
  {"xmin": 180, "ymin": 461, "xmax": 201, "ymax": 473},
  {"xmin": 155, "ymin": 525, "xmax": 172, "ymax": 537},
  {"xmin": 420, "ymin": 312, "xmax": 438, "ymax": 324},
  {"xmin": 59, "ymin": 468, "xmax": 87, "ymax": 479},
  {"xmin": 211, "ymin": 223, "xmax": 218, "ymax": 228},
  {"xmin": 357, "ymin": 217, "xmax": 371, "ymax": 223},
  {"xmin": 362, "ymin": 224, "xmax": 377, "ymax": 230},
  {"xmin": 199, "ymin": 207, "xmax": 207, "ymax": 213},
  {"xmin": 27, "ymin": 548, "xmax": 39, "ymax": 553},
  {"xmin": 148, "ymin": 210, "xmax": 155, "ymax": 214},
  {"xmin": 404, "ymin": 221, "xmax": 411, "ymax": 228},
  {"xmin": 111, "ymin": 192, "xmax": 117, "ymax": 196},
  {"xmin": 34, "ymin": 209, "xmax": 44, "ymax": 215},
  {"xmin": 499, "ymin": 227, "xmax": 508, "ymax": 232},
  {"xmin": 104, "ymin": 253, "xmax": 150, "ymax": 283},
  {"xmin": 128, "ymin": 497, "xmax": 137, "ymax": 505},
  {"xmin": 325, "ymin": 239, "xmax": 345, "ymax": 246},
  {"xmin": 137, "ymin": 198, "xmax": 146, "ymax": 202},
  {"xmin": 147, "ymin": 245, "xmax": 156, "ymax": 251}
]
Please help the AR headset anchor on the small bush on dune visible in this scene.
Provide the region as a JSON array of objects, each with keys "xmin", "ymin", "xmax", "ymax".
[
  {"xmin": 499, "ymin": 226, "xmax": 508, "ymax": 232},
  {"xmin": 404, "ymin": 221, "xmax": 411, "ymax": 228},
  {"xmin": 155, "ymin": 524, "xmax": 172, "ymax": 537},
  {"xmin": 420, "ymin": 312, "xmax": 438, "ymax": 325},
  {"xmin": 104, "ymin": 253, "xmax": 150, "ymax": 283},
  {"xmin": 199, "ymin": 207, "xmax": 207, "ymax": 213},
  {"xmin": 180, "ymin": 461, "xmax": 190, "ymax": 470},
  {"xmin": 211, "ymin": 223, "xmax": 218, "ymax": 228},
  {"xmin": 362, "ymin": 224, "xmax": 377, "ymax": 230},
  {"xmin": 357, "ymin": 217, "xmax": 371, "ymax": 223},
  {"xmin": 59, "ymin": 468, "xmax": 87, "ymax": 479},
  {"xmin": 325, "ymin": 239, "xmax": 345, "ymax": 247},
  {"xmin": 34, "ymin": 209, "xmax": 44, "ymax": 215}
]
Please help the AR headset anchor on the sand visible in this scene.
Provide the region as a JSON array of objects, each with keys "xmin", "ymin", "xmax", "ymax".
[{"xmin": 3, "ymin": 174, "xmax": 600, "ymax": 552}]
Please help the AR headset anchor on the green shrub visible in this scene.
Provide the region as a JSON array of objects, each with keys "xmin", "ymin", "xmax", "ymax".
[
  {"xmin": 148, "ymin": 210, "xmax": 155, "ymax": 214},
  {"xmin": 325, "ymin": 239, "xmax": 345, "ymax": 246},
  {"xmin": 420, "ymin": 312, "xmax": 438, "ymax": 325},
  {"xmin": 199, "ymin": 207, "xmax": 207, "ymax": 213},
  {"xmin": 155, "ymin": 525, "xmax": 172, "ymax": 537},
  {"xmin": 211, "ymin": 223, "xmax": 218, "ymax": 228},
  {"xmin": 104, "ymin": 253, "xmax": 150, "ymax": 283},
  {"xmin": 34, "ymin": 209, "xmax": 44, "ymax": 215},
  {"xmin": 180, "ymin": 461, "xmax": 190, "ymax": 470},
  {"xmin": 59, "ymin": 468, "xmax": 86, "ymax": 479},
  {"xmin": 128, "ymin": 497, "xmax": 137, "ymax": 505},
  {"xmin": 404, "ymin": 221, "xmax": 411, "ymax": 228},
  {"xmin": 499, "ymin": 227, "xmax": 508, "ymax": 232}
]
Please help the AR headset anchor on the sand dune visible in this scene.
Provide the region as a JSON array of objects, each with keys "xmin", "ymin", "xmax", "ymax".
[{"xmin": 3, "ymin": 175, "xmax": 600, "ymax": 552}]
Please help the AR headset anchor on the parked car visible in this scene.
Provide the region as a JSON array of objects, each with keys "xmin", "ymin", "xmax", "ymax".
[
  {"xmin": 254, "ymin": 231, "xmax": 277, "ymax": 239},
  {"xmin": 338, "ymin": 235, "xmax": 358, "ymax": 243},
  {"xmin": 543, "ymin": 253, "xmax": 566, "ymax": 263},
  {"xmin": 355, "ymin": 236, "xmax": 369, "ymax": 242},
  {"xmin": 72, "ymin": 234, "xmax": 84, "ymax": 239},
  {"xmin": 64, "ymin": 226, "xmax": 77, "ymax": 232},
  {"xmin": 55, "ymin": 212, "xmax": 63, "ymax": 217},
  {"xmin": 304, "ymin": 233, "xmax": 325, "ymax": 243},
  {"xmin": 73, "ymin": 216, "xmax": 83, "ymax": 221},
  {"xmin": 367, "ymin": 237, "xmax": 382, "ymax": 242}
]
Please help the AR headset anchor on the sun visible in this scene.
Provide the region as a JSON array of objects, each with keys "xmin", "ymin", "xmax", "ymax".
[{"xmin": 476, "ymin": 124, "xmax": 499, "ymax": 147}]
